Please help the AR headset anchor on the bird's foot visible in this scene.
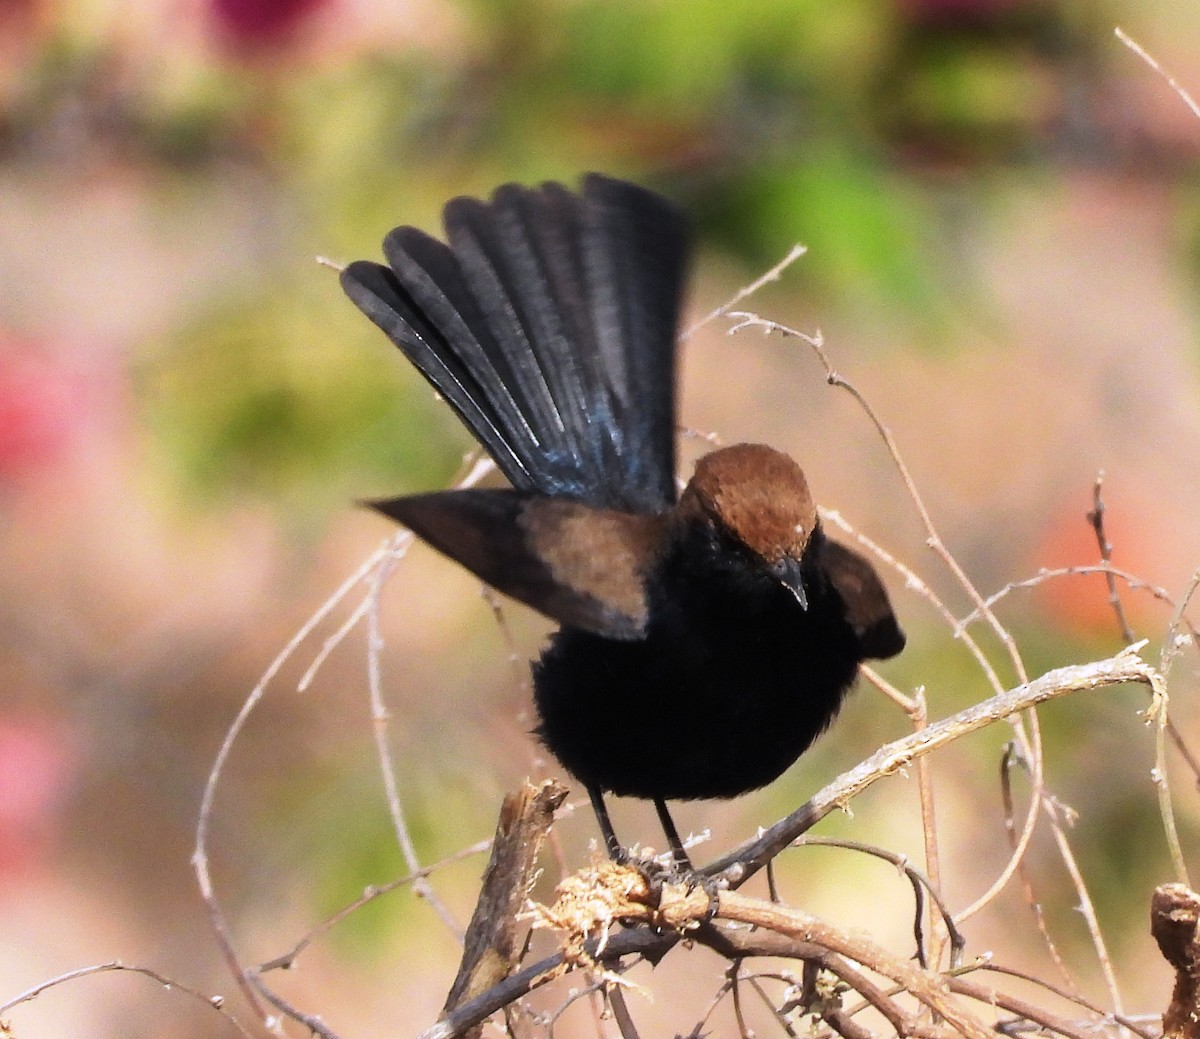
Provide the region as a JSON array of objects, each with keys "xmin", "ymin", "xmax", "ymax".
[
  {"xmin": 620, "ymin": 855, "xmax": 722, "ymax": 929},
  {"xmin": 674, "ymin": 864, "xmax": 723, "ymax": 923}
]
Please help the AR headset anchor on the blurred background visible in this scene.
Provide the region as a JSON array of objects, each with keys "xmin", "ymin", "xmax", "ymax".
[{"xmin": 2, "ymin": 0, "xmax": 1200, "ymax": 1034}]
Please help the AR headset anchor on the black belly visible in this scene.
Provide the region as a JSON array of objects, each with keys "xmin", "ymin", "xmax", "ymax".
[{"xmin": 532, "ymin": 562, "xmax": 863, "ymax": 801}]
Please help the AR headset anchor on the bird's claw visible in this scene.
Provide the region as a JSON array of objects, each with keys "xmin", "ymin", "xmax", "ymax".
[{"xmin": 621, "ymin": 855, "xmax": 721, "ymax": 931}]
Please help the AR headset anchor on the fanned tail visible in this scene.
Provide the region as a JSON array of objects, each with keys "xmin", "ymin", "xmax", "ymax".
[{"xmin": 340, "ymin": 174, "xmax": 689, "ymax": 512}]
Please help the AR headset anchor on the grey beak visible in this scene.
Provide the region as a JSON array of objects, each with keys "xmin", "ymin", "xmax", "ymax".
[{"xmin": 773, "ymin": 555, "xmax": 809, "ymax": 611}]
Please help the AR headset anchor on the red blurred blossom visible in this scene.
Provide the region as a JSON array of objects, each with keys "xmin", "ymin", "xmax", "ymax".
[
  {"xmin": 0, "ymin": 0, "xmax": 46, "ymax": 100},
  {"xmin": 209, "ymin": 0, "xmax": 333, "ymax": 49},
  {"xmin": 1031, "ymin": 492, "xmax": 1161, "ymax": 637},
  {"xmin": 0, "ymin": 716, "xmax": 76, "ymax": 876},
  {"xmin": 0, "ymin": 0, "xmax": 42, "ymax": 33},
  {"xmin": 0, "ymin": 343, "xmax": 111, "ymax": 481},
  {"xmin": 0, "ymin": 347, "xmax": 89, "ymax": 477}
]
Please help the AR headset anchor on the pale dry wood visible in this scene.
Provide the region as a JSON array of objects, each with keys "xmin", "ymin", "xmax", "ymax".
[{"xmin": 442, "ymin": 780, "xmax": 568, "ymax": 1022}]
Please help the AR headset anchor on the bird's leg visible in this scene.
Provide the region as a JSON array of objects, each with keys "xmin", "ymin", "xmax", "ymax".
[
  {"xmin": 589, "ymin": 788, "xmax": 694, "ymax": 875},
  {"xmin": 654, "ymin": 799, "xmax": 721, "ymax": 920},
  {"xmin": 653, "ymin": 798, "xmax": 692, "ymax": 870},
  {"xmin": 587, "ymin": 785, "xmax": 626, "ymax": 861}
]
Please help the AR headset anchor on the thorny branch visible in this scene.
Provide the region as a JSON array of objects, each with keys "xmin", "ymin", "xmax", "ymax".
[
  {"xmin": 199, "ymin": 299, "xmax": 1184, "ymax": 1039},
  {"xmin": 1087, "ymin": 471, "xmax": 1135, "ymax": 644},
  {"xmin": 0, "ymin": 962, "xmax": 254, "ymax": 1036},
  {"xmin": 724, "ymin": 308, "xmax": 1190, "ymax": 1012},
  {"xmin": 415, "ymin": 290, "xmax": 1193, "ymax": 1038},
  {"xmin": 728, "ymin": 310, "xmax": 1054, "ymax": 945},
  {"xmin": 422, "ymin": 642, "xmax": 1163, "ymax": 1039},
  {"xmin": 1152, "ymin": 883, "xmax": 1200, "ymax": 1039},
  {"xmin": 703, "ymin": 642, "xmax": 1162, "ymax": 889},
  {"xmin": 188, "ymin": 454, "xmax": 496, "ymax": 1034},
  {"xmin": 8, "ymin": 241, "xmax": 1189, "ymax": 1039}
]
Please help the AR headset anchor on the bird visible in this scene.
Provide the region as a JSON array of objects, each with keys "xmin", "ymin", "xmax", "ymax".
[{"xmin": 339, "ymin": 173, "xmax": 905, "ymax": 864}]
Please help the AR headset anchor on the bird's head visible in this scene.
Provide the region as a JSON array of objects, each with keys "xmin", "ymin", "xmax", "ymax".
[{"xmin": 679, "ymin": 443, "xmax": 818, "ymax": 607}]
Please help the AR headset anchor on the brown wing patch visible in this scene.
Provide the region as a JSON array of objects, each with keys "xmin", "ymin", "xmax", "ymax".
[
  {"xmin": 519, "ymin": 500, "xmax": 669, "ymax": 633},
  {"xmin": 371, "ymin": 490, "xmax": 662, "ymax": 639}
]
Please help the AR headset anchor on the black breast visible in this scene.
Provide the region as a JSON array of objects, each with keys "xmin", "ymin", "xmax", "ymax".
[{"xmin": 532, "ymin": 526, "xmax": 865, "ymax": 800}]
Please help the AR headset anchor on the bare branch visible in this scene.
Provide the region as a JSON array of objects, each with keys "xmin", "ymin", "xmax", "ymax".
[
  {"xmin": 793, "ymin": 835, "xmax": 965, "ymax": 968},
  {"xmin": 958, "ymin": 563, "xmax": 1196, "ymax": 638},
  {"xmin": 712, "ymin": 892, "xmax": 993, "ymax": 1039},
  {"xmin": 682, "ymin": 244, "xmax": 808, "ymax": 338},
  {"xmin": 608, "ymin": 985, "xmax": 643, "ymax": 1039},
  {"xmin": 0, "ymin": 961, "xmax": 253, "ymax": 1037},
  {"xmin": 1115, "ymin": 27, "xmax": 1200, "ymax": 122},
  {"xmin": 259, "ymin": 839, "xmax": 492, "ymax": 974},
  {"xmin": 1000, "ymin": 745, "xmax": 1079, "ymax": 995},
  {"xmin": 443, "ymin": 780, "xmax": 568, "ymax": 1018},
  {"xmin": 704, "ymin": 643, "xmax": 1162, "ymax": 890},
  {"xmin": 745, "ymin": 973, "xmax": 803, "ymax": 1039},
  {"xmin": 419, "ymin": 929, "xmax": 676, "ymax": 1039},
  {"xmin": 958, "ymin": 961, "xmax": 1159, "ymax": 1039},
  {"xmin": 1151, "ymin": 883, "xmax": 1200, "ymax": 1039},
  {"xmin": 948, "ymin": 973, "xmax": 1115, "ymax": 1039},
  {"xmin": 364, "ymin": 553, "xmax": 463, "ymax": 936},
  {"xmin": 248, "ymin": 976, "xmax": 343, "ymax": 1039},
  {"xmin": 1087, "ymin": 472, "xmax": 1135, "ymax": 644},
  {"xmin": 1044, "ymin": 798, "xmax": 1125, "ymax": 1014},
  {"xmin": 192, "ymin": 537, "xmax": 397, "ymax": 1022}
]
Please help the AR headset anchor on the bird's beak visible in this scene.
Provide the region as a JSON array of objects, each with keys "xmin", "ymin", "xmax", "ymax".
[{"xmin": 773, "ymin": 556, "xmax": 809, "ymax": 611}]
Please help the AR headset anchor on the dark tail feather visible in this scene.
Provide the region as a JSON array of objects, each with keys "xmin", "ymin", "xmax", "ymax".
[
  {"xmin": 340, "ymin": 174, "xmax": 690, "ymax": 512},
  {"xmin": 441, "ymin": 188, "xmax": 602, "ymax": 498},
  {"xmin": 340, "ymin": 255, "xmax": 539, "ymax": 489},
  {"xmin": 580, "ymin": 174, "xmax": 685, "ymax": 508}
]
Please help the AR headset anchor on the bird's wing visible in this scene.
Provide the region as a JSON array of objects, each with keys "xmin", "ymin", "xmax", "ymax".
[
  {"xmin": 341, "ymin": 174, "xmax": 689, "ymax": 512},
  {"xmin": 369, "ymin": 490, "xmax": 667, "ymax": 638}
]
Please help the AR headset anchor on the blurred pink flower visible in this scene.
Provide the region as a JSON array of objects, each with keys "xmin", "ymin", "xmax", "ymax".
[
  {"xmin": 209, "ymin": 0, "xmax": 332, "ymax": 49},
  {"xmin": 0, "ymin": 716, "xmax": 75, "ymax": 876},
  {"xmin": 0, "ymin": 348, "xmax": 98, "ymax": 479}
]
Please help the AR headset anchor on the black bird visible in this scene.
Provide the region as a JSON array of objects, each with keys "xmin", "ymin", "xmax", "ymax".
[{"xmin": 340, "ymin": 174, "xmax": 905, "ymax": 863}]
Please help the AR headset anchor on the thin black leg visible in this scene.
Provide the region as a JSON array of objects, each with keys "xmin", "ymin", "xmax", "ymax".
[
  {"xmin": 653, "ymin": 798, "xmax": 692, "ymax": 869},
  {"xmin": 587, "ymin": 785, "xmax": 624, "ymax": 861}
]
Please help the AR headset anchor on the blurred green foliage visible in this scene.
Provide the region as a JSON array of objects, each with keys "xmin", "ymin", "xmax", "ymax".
[
  {"xmin": 140, "ymin": 275, "xmax": 468, "ymax": 514},
  {"xmin": 41, "ymin": 0, "xmax": 1104, "ymax": 509},
  {"xmin": 7, "ymin": 0, "xmax": 1189, "ymax": 998}
]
